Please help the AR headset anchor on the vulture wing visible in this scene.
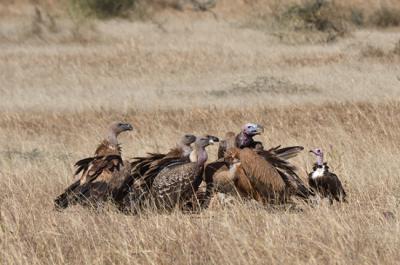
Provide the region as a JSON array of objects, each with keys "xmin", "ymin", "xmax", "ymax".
[
  {"xmin": 238, "ymin": 148, "xmax": 287, "ymax": 203},
  {"xmin": 152, "ymin": 162, "xmax": 202, "ymax": 210},
  {"xmin": 54, "ymin": 154, "xmax": 125, "ymax": 209},
  {"xmin": 257, "ymin": 147, "xmax": 312, "ymax": 199}
]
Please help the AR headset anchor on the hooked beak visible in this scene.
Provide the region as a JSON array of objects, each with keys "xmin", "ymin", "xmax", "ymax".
[
  {"xmin": 255, "ymin": 124, "xmax": 264, "ymax": 135},
  {"xmin": 124, "ymin": 123, "xmax": 134, "ymax": 131},
  {"xmin": 207, "ymin": 135, "xmax": 219, "ymax": 145}
]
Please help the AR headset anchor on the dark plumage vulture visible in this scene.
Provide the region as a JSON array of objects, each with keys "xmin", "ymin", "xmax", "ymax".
[
  {"xmin": 308, "ymin": 148, "xmax": 347, "ymax": 203},
  {"xmin": 151, "ymin": 135, "xmax": 219, "ymax": 211},
  {"xmin": 205, "ymin": 123, "xmax": 310, "ymax": 201},
  {"xmin": 118, "ymin": 134, "xmax": 197, "ymax": 212},
  {"xmin": 54, "ymin": 121, "xmax": 133, "ymax": 209}
]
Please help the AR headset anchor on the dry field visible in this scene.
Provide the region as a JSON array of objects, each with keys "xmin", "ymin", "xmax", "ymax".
[{"xmin": 1, "ymin": 1, "xmax": 400, "ymax": 264}]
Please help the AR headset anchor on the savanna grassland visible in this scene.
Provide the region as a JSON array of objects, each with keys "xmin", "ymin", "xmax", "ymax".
[{"xmin": 1, "ymin": 0, "xmax": 400, "ymax": 264}]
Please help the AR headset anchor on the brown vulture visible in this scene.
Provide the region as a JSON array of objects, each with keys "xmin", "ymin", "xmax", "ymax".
[
  {"xmin": 151, "ymin": 135, "xmax": 219, "ymax": 211},
  {"xmin": 118, "ymin": 134, "xmax": 197, "ymax": 212},
  {"xmin": 309, "ymin": 148, "xmax": 347, "ymax": 203},
  {"xmin": 205, "ymin": 123, "xmax": 311, "ymax": 203},
  {"xmin": 223, "ymin": 147, "xmax": 307, "ymax": 204},
  {"xmin": 54, "ymin": 121, "xmax": 133, "ymax": 209}
]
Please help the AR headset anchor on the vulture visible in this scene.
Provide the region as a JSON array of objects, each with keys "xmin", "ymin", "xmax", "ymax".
[
  {"xmin": 223, "ymin": 147, "xmax": 311, "ymax": 204},
  {"xmin": 205, "ymin": 123, "xmax": 311, "ymax": 202},
  {"xmin": 54, "ymin": 121, "xmax": 133, "ymax": 209},
  {"xmin": 151, "ymin": 135, "xmax": 219, "ymax": 211},
  {"xmin": 308, "ymin": 148, "xmax": 347, "ymax": 203},
  {"xmin": 117, "ymin": 134, "xmax": 197, "ymax": 212}
]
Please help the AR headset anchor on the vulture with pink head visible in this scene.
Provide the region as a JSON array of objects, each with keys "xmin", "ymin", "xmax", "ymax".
[{"xmin": 205, "ymin": 123, "xmax": 311, "ymax": 204}]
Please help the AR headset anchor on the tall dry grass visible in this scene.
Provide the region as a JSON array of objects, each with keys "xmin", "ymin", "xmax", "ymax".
[
  {"xmin": 1, "ymin": 102, "xmax": 400, "ymax": 265},
  {"xmin": 1, "ymin": 1, "xmax": 400, "ymax": 264}
]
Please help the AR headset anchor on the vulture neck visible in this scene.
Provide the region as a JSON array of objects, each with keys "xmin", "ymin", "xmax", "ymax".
[
  {"xmin": 178, "ymin": 143, "xmax": 192, "ymax": 157},
  {"xmin": 316, "ymin": 154, "xmax": 324, "ymax": 167},
  {"xmin": 190, "ymin": 146, "xmax": 208, "ymax": 166},
  {"xmin": 105, "ymin": 131, "xmax": 119, "ymax": 147},
  {"xmin": 236, "ymin": 131, "xmax": 252, "ymax": 148}
]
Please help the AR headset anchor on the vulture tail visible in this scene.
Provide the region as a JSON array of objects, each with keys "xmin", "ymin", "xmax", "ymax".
[
  {"xmin": 277, "ymin": 169, "xmax": 314, "ymax": 199},
  {"xmin": 54, "ymin": 180, "xmax": 81, "ymax": 209}
]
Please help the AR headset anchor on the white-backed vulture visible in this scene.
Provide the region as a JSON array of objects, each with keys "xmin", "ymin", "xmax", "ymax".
[
  {"xmin": 118, "ymin": 134, "xmax": 197, "ymax": 212},
  {"xmin": 309, "ymin": 148, "xmax": 347, "ymax": 203},
  {"xmin": 54, "ymin": 121, "xmax": 133, "ymax": 209},
  {"xmin": 151, "ymin": 135, "xmax": 219, "ymax": 211}
]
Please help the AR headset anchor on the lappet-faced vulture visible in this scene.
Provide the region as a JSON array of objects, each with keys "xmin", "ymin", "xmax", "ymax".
[
  {"xmin": 309, "ymin": 148, "xmax": 347, "ymax": 203},
  {"xmin": 206, "ymin": 123, "xmax": 311, "ymax": 203},
  {"xmin": 118, "ymin": 134, "xmax": 197, "ymax": 212},
  {"xmin": 151, "ymin": 135, "xmax": 219, "ymax": 211},
  {"xmin": 54, "ymin": 121, "xmax": 133, "ymax": 209}
]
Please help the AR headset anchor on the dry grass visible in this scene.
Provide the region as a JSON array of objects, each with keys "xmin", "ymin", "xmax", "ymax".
[{"xmin": 1, "ymin": 1, "xmax": 400, "ymax": 264}]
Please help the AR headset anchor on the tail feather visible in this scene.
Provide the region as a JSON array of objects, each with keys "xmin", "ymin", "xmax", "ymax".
[{"xmin": 268, "ymin": 146, "xmax": 304, "ymax": 160}]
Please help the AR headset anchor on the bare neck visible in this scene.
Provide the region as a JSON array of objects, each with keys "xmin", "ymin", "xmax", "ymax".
[
  {"xmin": 190, "ymin": 145, "xmax": 208, "ymax": 166},
  {"xmin": 316, "ymin": 154, "xmax": 324, "ymax": 166},
  {"xmin": 106, "ymin": 131, "xmax": 119, "ymax": 147},
  {"xmin": 236, "ymin": 131, "xmax": 252, "ymax": 148},
  {"xmin": 177, "ymin": 142, "xmax": 192, "ymax": 157}
]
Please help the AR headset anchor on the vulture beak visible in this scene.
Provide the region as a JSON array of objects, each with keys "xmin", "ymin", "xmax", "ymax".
[
  {"xmin": 255, "ymin": 124, "xmax": 264, "ymax": 135},
  {"xmin": 123, "ymin": 123, "xmax": 134, "ymax": 131},
  {"xmin": 207, "ymin": 135, "xmax": 219, "ymax": 145}
]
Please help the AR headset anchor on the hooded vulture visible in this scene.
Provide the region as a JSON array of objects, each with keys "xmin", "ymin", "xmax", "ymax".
[
  {"xmin": 309, "ymin": 148, "xmax": 347, "ymax": 203},
  {"xmin": 151, "ymin": 135, "xmax": 219, "ymax": 211},
  {"xmin": 118, "ymin": 134, "xmax": 197, "ymax": 212},
  {"xmin": 54, "ymin": 121, "xmax": 133, "ymax": 209}
]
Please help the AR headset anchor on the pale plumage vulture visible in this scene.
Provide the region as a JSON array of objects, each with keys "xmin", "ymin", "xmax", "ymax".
[
  {"xmin": 151, "ymin": 135, "xmax": 219, "ymax": 211},
  {"xmin": 118, "ymin": 134, "xmax": 197, "ymax": 212},
  {"xmin": 205, "ymin": 123, "xmax": 311, "ymax": 202},
  {"xmin": 54, "ymin": 121, "xmax": 133, "ymax": 209},
  {"xmin": 309, "ymin": 148, "xmax": 347, "ymax": 203}
]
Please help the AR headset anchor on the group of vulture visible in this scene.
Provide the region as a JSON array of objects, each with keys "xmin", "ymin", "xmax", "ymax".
[{"xmin": 54, "ymin": 121, "xmax": 347, "ymax": 213}]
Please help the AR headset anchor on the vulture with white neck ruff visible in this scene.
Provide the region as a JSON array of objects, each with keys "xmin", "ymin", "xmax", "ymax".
[
  {"xmin": 205, "ymin": 123, "xmax": 310, "ymax": 202},
  {"xmin": 117, "ymin": 134, "xmax": 197, "ymax": 211},
  {"xmin": 308, "ymin": 148, "xmax": 347, "ymax": 203},
  {"xmin": 54, "ymin": 121, "xmax": 134, "ymax": 209},
  {"xmin": 151, "ymin": 135, "xmax": 219, "ymax": 211}
]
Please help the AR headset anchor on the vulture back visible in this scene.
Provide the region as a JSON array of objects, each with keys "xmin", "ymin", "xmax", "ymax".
[{"xmin": 235, "ymin": 148, "xmax": 287, "ymax": 202}]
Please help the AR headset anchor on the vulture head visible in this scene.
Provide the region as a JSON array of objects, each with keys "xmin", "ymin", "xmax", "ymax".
[
  {"xmin": 180, "ymin": 134, "xmax": 197, "ymax": 146},
  {"xmin": 309, "ymin": 148, "xmax": 324, "ymax": 166},
  {"xmin": 190, "ymin": 135, "xmax": 219, "ymax": 164},
  {"xmin": 242, "ymin": 123, "xmax": 264, "ymax": 136},
  {"xmin": 106, "ymin": 121, "xmax": 134, "ymax": 145},
  {"xmin": 206, "ymin": 135, "xmax": 220, "ymax": 145},
  {"xmin": 195, "ymin": 135, "xmax": 219, "ymax": 148}
]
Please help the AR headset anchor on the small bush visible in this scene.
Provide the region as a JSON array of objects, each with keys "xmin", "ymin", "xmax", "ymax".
[
  {"xmin": 370, "ymin": 7, "xmax": 400, "ymax": 27},
  {"xmin": 70, "ymin": 0, "xmax": 136, "ymax": 18},
  {"xmin": 275, "ymin": 0, "xmax": 348, "ymax": 43}
]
